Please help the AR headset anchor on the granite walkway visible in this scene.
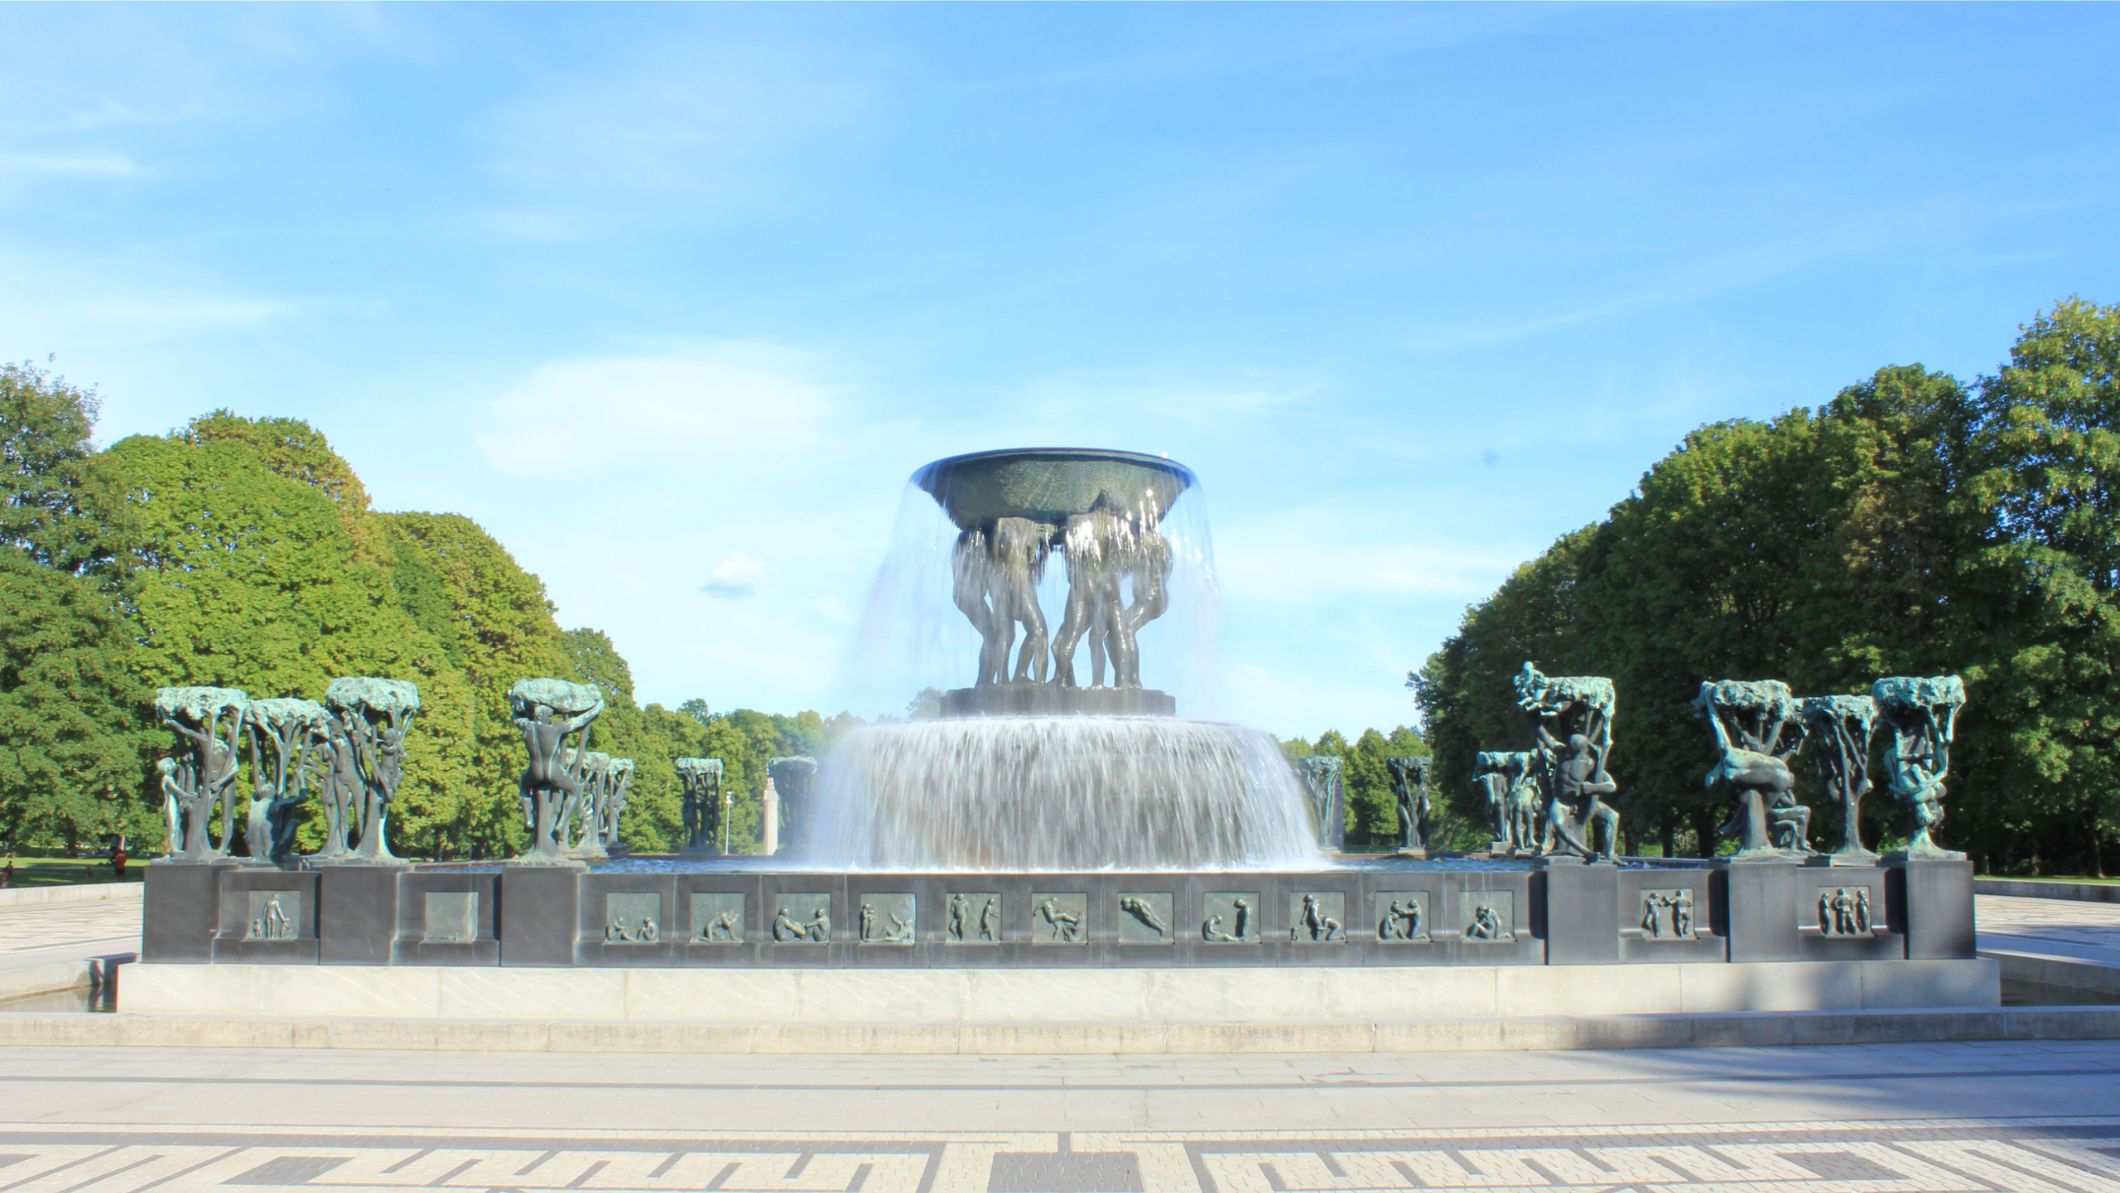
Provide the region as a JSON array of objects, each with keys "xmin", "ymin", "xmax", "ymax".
[
  {"xmin": 0, "ymin": 1041, "xmax": 2117, "ymax": 1190},
  {"xmin": 1977, "ymin": 892, "xmax": 2120, "ymax": 970}
]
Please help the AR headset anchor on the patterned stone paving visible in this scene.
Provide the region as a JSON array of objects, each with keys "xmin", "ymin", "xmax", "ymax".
[{"xmin": 0, "ymin": 1119, "xmax": 2115, "ymax": 1191}]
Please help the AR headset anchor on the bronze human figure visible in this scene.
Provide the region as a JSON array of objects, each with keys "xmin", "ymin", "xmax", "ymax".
[
  {"xmin": 1696, "ymin": 680, "xmax": 1810, "ymax": 857},
  {"xmin": 1874, "ymin": 675, "xmax": 1967, "ymax": 859},
  {"xmin": 509, "ymin": 678, "xmax": 605, "ymax": 864},
  {"xmin": 154, "ymin": 687, "xmax": 250, "ymax": 861}
]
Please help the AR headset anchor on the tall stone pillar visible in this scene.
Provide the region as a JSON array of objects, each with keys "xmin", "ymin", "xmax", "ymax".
[{"xmin": 762, "ymin": 776, "xmax": 780, "ymax": 856}]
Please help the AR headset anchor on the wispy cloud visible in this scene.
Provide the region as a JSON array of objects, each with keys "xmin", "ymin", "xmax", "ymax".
[
  {"xmin": 474, "ymin": 342, "xmax": 844, "ymax": 477},
  {"xmin": 0, "ymin": 250, "xmax": 295, "ymax": 348},
  {"xmin": 0, "ymin": 149, "xmax": 143, "ymax": 181}
]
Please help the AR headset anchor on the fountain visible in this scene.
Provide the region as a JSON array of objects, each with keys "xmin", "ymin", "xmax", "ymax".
[
  {"xmin": 131, "ymin": 447, "xmax": 1990, "ymax": 1036},
  {"xmin": 809, "ymin": 448, "xmax": 1317, "ymax": 871}
]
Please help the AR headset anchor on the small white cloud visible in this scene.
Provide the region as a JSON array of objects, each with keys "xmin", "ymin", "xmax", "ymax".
[{"xmin": 701, "ymin": 554, "xmax": 767, "ymax": 599}]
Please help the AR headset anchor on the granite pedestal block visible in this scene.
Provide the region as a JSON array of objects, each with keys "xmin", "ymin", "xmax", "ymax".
[{"xmin": 138, "ymin": 856, "xmax": 1976, "ymax": 978}]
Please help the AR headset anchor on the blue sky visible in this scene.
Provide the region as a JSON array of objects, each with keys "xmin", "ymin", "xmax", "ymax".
[{"xmin": 5, "ymin": 4, "xmax": 2117, "ymax": 738}]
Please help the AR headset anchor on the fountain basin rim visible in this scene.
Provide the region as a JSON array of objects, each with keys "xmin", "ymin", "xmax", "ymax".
[{"xmin": 911, "ymin": 447, "xmax": 1196, "ymax": 531}]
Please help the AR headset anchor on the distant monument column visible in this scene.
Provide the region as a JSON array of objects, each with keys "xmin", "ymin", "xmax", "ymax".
[{"xmin": 761, "ymin": 776, "xmax": 780, "ymax": 856}]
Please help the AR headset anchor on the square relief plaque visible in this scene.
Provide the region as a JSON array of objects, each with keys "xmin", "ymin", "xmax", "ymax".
[
  {"xmin": 944, "ymin": 892, "xmax": 1002, "ymax": 945},
  {"xmin": 857, "ymin": 894, "xmax": 917, "ymax": 945},
  {"xmin": 423, "ymin": 891, "xmax": 478, "ymax": 944},
  {"xmin": 602, "ymin": 892, "xmax": 661, "ymax": 944},
  {"xmin": 1813, "ymin": 884, "xmax": 1877, "ymax": 937},
  {"xmin": 689, "ymin": 892, "xmax": 745, "ymax": 944},
  {"xmin": 1030, "ymin": 892, "xmax": 1087, "ymax": 945},
  {"xmin": 1373, "ymin": 891, "xmax": 1430, "ymax": 943},
  {"xmin": 1461, "ymin": 891, "xmax": 1515, "ymax": 942},
  {"xmin": 1638, "ymin": 888, "xmax": 1698, "ymax": 940},
  {"xmin": 1116, "ymin": 892, "xmax": 1174, "ymax": 944},
  {"xmin": 1288, "ymin": 891, "xmax": 1346, "ymax": 943},
  {"xmin": 770, "ymin": 893, "xmax": 833, "ymax": 944},
  {"xmin": 1201, "ymin": 892, "xmax": 1259, "ymax": 944},
  {"xmin": 245, "ymin": 890, "xmax": 301, "ymax": 941}
]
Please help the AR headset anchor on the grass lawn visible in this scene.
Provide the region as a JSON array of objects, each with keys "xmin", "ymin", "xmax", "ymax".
[
  {"xmin": 1986, "ymin": 874, "xmax": 2120, "ymax": 885},
  {"xmin": 0, "ymin": 856, "xmax": 136, "ymax": 888}
]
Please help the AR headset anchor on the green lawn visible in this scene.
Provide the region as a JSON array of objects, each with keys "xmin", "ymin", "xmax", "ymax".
[
  {"xmin": 0, "ymin": 856, "xmax": 137, "ymax": 888},
  {"xmin": 1985, "ymin": 874, "xmax": 2120, "ymax": 886}
]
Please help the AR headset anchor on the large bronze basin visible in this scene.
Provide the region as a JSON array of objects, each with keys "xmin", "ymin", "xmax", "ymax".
[{"xmin": 913, "ymin": 448, "xmax": 1195, "ymax": 531}]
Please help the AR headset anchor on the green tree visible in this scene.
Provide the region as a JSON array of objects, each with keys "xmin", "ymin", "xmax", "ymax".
[
  {"xmin": 0, "ymin": 363, "xmax": 150, "ymax": 850},
  {"xmin": 1960, "ymin": 298, "xmax": 2120, "ymax": 874},
  {"xmin": 2, "ymin": 360, "xmax": 133, "ymax": 578}
]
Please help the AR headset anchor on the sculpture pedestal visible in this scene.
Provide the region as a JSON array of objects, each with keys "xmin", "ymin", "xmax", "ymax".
[{"xmin": 939, "ymin": 684, "xmax": 1176, "ymax": 718}]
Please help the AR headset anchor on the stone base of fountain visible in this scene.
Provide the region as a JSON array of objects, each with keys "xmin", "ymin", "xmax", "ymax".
[
  {"xmin": 938, "ymin": 684, "xmax": 1177, "ymax": 719},
  {"xmin": 142, "ymin": 857, "xmax": 1975, "ymax": 978}
]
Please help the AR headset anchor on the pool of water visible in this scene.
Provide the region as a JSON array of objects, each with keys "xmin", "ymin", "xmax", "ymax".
[
  {"xmin": 0, "ymin": 985, "xmax": 113, "ymax": 1014},
  {"xmin": 2001, "ymin": 976, "xmax": 2120, "ymax": 1006}
]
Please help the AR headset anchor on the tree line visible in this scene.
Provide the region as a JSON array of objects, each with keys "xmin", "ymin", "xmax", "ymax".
[
  {"xmin": 1413, "ymin": 299, "xmax": 2120, "ymax": 876},
  {"xmin": 0, "ymin": 363, "xmax": 846, "ymax": 858}
]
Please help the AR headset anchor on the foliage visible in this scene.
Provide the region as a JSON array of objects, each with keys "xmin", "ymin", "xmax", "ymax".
[
  {"xmin": 1415, "ymin": 300, "xmax": 2120, "ymax": 874},
  {"xmin": 0, "ymin": 363, "xmax": 153, "ymax": 850},
  {"xmin": 1279, "ymin": 724, "xmax": 1429, "ymax": 851}
]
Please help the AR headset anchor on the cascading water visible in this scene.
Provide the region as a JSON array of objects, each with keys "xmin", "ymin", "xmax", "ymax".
[
  {"xmin": 810, "ymin": 448, "xmax": 1324, "ymax": 872},
  {"xmin": 808, "ymin": 718, "xmax": 1319, "ymax": 870}
]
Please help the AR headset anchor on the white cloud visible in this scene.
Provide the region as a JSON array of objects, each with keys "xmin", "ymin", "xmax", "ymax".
[{"xmin": 701, "ymin": 554, "xmax": 766, "ymax": 599}]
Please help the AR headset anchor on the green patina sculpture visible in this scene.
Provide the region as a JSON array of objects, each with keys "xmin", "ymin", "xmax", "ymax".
[
  {"xmin": 915, "ymin": 450, "xmax": 1189, "ymax": 697},
  {"xmin": 1297, "ymin": 755, "xmax": 1345, "ymax": 850},
  {"xmin": 1384, "ymin": 756, "xmax": 1434, "ymax": 853},
  {"xmin": 244, "ymin": 697, "xmax": 331, "ymax": 866},
  {"xmin": 769, "ymin": 756, "xmax": 818, "ymax": 849},
  {"xmin": 1696, "ymin": 679, "xmax": 1810, "ymax": 857},
  {"xmin": 509, "ymin": 677, "xmax": 605, "ymax": 865},
  {"xmin": 570, "ymin": 751, "xmax": 615, "ymax": 859},
  {"xmin": 604, "ymin": 758, "xmax": 634, "ymax": 850},
  {"xmin": 1801, "ymin": 694, "xmax": 1880, "ymax": 859},
  {"xmin": 1874, "ymin": 674, "xmax": 1967, "ymax": 859},
  {"xmin": 321, "ymin": 677, "xmax": 420, "ymax": 864},
  {"xmin": 1473, "ymin": 750, "xmax": 1542, "ymax": 855},
  {"xmin": 675, "ymin": 756, "xmax": 724, "ymax": 852},
  {"xmin": 154, "ymin": 686, "xmax": 250, "ymax": 861},
  {"xmin": 1514, "ymin": 662, "xmax": 1621, "ymax": 862}
]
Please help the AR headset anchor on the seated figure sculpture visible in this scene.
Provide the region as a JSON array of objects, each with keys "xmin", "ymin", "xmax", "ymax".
[
  {"xmin": 1800, "ymin": 694, "xmax": 1879, "ymax": 859},
  {"xmin": 510, "ymin": 678, "xmax": 605, "ymax": 864},
  {"xmin": 154, "ymin": 686, "xmax": 250, "ymax": 861},
  {"xmin": 1384, "ymin": 755, "xmax": 1435, "ymax": 854},
  {"xmin": 1513, "ymin": 663, "xmax": 1621, "ymax": 861},
  {"xmin": 1697, "ymin": 679, "xmax": 1810, "ymax": 856},
  {"xmin": 1874, "ymin": 674, "xmax": 1967, "ymax": 859}
]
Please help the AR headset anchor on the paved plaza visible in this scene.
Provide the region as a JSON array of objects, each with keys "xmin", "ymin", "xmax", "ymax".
[
  {"xmin": 1, "ymin": 1041, "xmax": 2119, "ymax": 1190},
  {"xmin": 1, "ymin": 889, "xmax": 2117, "ymax": 1189},
  {"xmin": 0, "ymin": 892, "xmax": 139, "ymax": 979},
  {"xmin": 1978, "ymin": 893, "xmax": 2120, "ymax": 968}
]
